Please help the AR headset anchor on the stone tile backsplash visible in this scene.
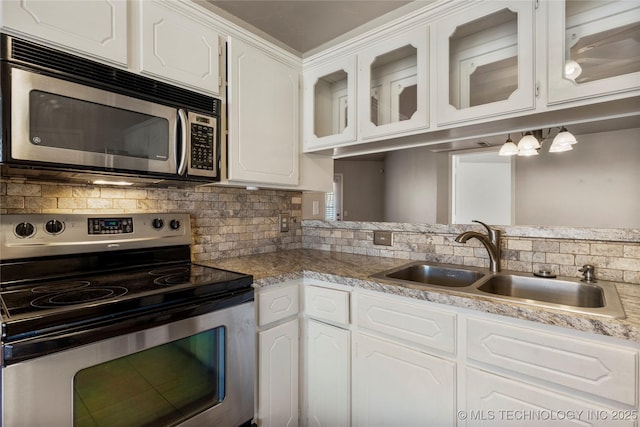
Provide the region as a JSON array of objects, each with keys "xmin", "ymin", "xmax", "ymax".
[
  {"xmin": 302, "ymin": 220, "xmax": 640, "ymax": 285},
  {"xmin": 3, "ymin": 179, "xmax": 640, "ymax": 285},
  {"xmin": 0, "ymin": 179, "xmax": 303, "ymax": 263}
]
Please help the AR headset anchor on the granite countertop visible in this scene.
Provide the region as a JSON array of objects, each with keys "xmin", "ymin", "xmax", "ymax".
[{"xmin": 204, "ymin": 249, "xmax": 640, "ymax": 343}]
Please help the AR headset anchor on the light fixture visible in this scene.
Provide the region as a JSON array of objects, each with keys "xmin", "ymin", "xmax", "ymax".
[
  {"xmin": 498, "ymin": 134, "xmax": 518, "ymax": 156},
  {"xmin": 565, "ymin": 59, "xmax": 582, "ymax": 82},
  {"xmin": 498, "ymin": 127, "xmax": 578, "ymax": 157},
  {"xmin": 549, "ymin": 126, "xmax": 578, "ymax": 153}
]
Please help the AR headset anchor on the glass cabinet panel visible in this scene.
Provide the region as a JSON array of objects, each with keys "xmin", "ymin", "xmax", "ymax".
[
  {"xmin": 436, "ymin": 1, "xmax": 534, "ymax": 125},
  {"xmin": 314, "ymin": 70, "xmax": 349, "ymax": 138},
  {"xmin": 304, "ymin": 56, "xmax": 356, "ymax": 151},
  {"xmin": 548, "ymin": 0, "xmax": 640, "ymax": 103},
  {"xmin": 565, "ymin": 1, "xmax": 640, "ymax": 84},
  {"xmin": 359, "ymin": 26, "xmax": 429, "ymax": 140},
  {"xmin": 448, "ymin": 8, "xmax": 518, "ymax": 110},
  {"xmin": 369, "ymin": 45, "xmax": 418, "ymax": 126}
]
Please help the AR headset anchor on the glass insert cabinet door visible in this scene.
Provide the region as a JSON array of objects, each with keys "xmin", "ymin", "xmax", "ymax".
[
  {"xmin": 73, "ymin": 327, "xmax": 225, "ymax": 427},
  {"xmin": 358, "ymin": 26, "xmax": 429, "ymax": 140},
  {"xmin": 436, "ymin": 1, "xmax": 535, "ymax": 125},
  {"xmin": 547, "ymin": 0, "xmax": 640, "ymax": 104},
  {"xmin": 304, "ymin": 56, "xmax": 357, "ymax": 151}
]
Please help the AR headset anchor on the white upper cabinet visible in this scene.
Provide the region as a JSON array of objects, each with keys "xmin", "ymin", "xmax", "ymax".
[
  {"xmin": 436, "ymin": 1, "xmax": 535, "ymax": 125},
  {"xmin": 227, "ymin": 37, "xmax": 299, "ymax": 186},
  {"xmin": 304, "ymin": 56, "xmax": 357, "ymax": 151},
  {"xmin": 359, "ymin": 26, "xmax": 429, "ymax": 140},
  {"xmin": 138, "ymin": 1, "xmax": 221, "ymax": 96},
  {"xmin": 0, "ymin": 0, "xmax": 127, "ymax": 65},
  {"xmin": 547, "ymin": 0, "xmax": 640, "ymax": 105}
]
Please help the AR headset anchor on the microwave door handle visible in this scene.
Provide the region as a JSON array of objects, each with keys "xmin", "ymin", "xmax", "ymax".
[{"xmin": 177, "ymin": 109, "xmax": 188, "ymax": 176}]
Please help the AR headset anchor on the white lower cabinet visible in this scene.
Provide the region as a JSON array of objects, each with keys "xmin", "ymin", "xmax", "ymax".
[
  {"xmin": 466, "ymin": 317, "xmax": 638, "ymax": 407},
  {"xmin": 258, "ymin": 281, "xmax": 639, "ymax": 427},
  {"xmin": 257, "ymin": 281, "xmax": 301, "ymax": 427},
  {"xmin": 306, "ymin": 320, "xmax": 350, "ymax": 427},
  {"xmin": 258, "ymin": 318, "xmax": 299, "ymax": 427},
  {"xmin": 352, "ymin": 332, "xmax": 456, "ymax": 427},
  {"xmin": 465, "ymin": 368, "xmax": 635, "ymax": 427}
]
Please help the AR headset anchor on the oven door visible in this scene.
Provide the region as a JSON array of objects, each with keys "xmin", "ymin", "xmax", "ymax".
[
  {"xmin": 7, "ymin": 66, "xmax": 179, "ymax": 176},
  {"xmin": 1, "ymin": 301, "xmax": 255, "ymax": 427}
]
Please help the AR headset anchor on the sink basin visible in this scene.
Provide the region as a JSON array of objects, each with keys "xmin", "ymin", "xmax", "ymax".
[
  {"xmin": 371, "ymin": 262, "xmax": 485, "ymax": 288},
  {"xmin": 477, "ymin": 275, "xmax": 604, "ymax": 307},
  {"xmin": 371, "ymin": 262, "xmax": 625, "ymax": 318}
]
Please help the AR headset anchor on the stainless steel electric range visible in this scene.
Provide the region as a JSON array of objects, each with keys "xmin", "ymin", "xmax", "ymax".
[{"xmin": 0, "ymin": 213, "xmax": 255, "ymax": 427}]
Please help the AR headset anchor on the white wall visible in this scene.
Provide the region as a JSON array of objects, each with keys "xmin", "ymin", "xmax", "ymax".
[
  {"xmin": 384, "ymin": 148, "xmax": 443, "ymax": 223},
  {"xmin": 515, "ymin": 128, "xmax": 640, "ymax": 228},
  {"xmin": 334, "ymin": 160, "xmax": 385, "ymax": 221},
  {"xmin": 332, "ymin": 127, "xmax": 640, "ymax": 228}
]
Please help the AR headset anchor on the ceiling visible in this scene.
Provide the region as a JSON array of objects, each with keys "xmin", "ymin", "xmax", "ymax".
[{"xmin": 202, "ymin": 0, "xmax": 423, "ymax": 56}]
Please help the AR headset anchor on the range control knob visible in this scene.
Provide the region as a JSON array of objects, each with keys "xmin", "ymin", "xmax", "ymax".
[
  {"xmin": 15, "ymin": 222, "xmax": 35, "ymax": 238},
  {"xmin": 45, "ymin": 219, "xmax": 65, "ymax": 234},
  {"xmin": 169, "ymin": 219, "xmax": 181, "ymax": 230},
  {"xmin": 152, "ymin": 218, "xmax": 164, "ymax": 229}
]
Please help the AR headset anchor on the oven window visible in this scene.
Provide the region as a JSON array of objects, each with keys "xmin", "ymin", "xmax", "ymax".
[
  {"xmin": 73, "ymin": 327, "xmax": 225, "ymax": 427},
  {"xmin": 29, "ymin": 90, "xmax": 170, "ymax": 161}
]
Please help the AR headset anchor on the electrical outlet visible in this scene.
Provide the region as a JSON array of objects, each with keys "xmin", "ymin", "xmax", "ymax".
[
  {"xmin": 373, "ymin": 231, "xmax": 393, "ymax": 246},
  {"xmin": 279, "ymin": 212, "xmax": 290, "ymax": 232}
]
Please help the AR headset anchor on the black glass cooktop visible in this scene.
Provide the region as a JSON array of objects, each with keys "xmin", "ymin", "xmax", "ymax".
[
  {"xmin": 0, "ymin": 262, "xmax": 253, "ymax": 341},
  {"xmin": 2, "ymin": 263, "xmax": 249, "ymax": 315}
]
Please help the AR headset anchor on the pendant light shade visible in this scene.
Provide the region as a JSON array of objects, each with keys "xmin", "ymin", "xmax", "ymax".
[
  {"xmin": 498, "ymin": 135, "xmax": 518, "ymax": 156},
  {"xmin": 549, "ymin": 126, "xmax": 577, "ymax": 153},
  {"xmin": 517, "ymin": 132, "xmax": 541, "ymax": 151}
]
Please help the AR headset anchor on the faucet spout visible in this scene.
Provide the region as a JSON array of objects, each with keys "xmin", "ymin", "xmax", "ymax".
[{"xmin": 455, "ymin": 220, "xmax": 501, "ymax": 273}]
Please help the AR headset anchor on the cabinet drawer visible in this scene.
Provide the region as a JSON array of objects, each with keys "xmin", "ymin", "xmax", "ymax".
[
  {"xmin": 258, "ymin": 283, "xmax": 299, "ymax": 327},
  {"xmin": 465, "ymin": 368, "xmax": 634, "ymax": 427},
  {"xmin": 304, "ymin": 286, "xmax": 350, "ymax": 326},
  {"xmin": 355, "ymin": 292, "xmax": 456, "ymax": 354},
  {"xmin": 466, "ymin": 317, "xmax": 638, "ymax": 406}
]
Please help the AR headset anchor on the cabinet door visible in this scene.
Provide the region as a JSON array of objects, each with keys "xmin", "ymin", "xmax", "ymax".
[
  {"xmin": 547, "ymin": 0, "xmax": 640, "ymax": 104},
  {"xmin": 1, "ymin": 0, "xmax": 127, "ymax": 65},
  {"xmin": 303, "ymin": 56, "xmax": 357, "ymax": 151},
  {"xmin": 436, "ymin": 1, "xmax": 535, "ymax": 125},
  {"xmin": 306, "ymin": 320, "xmax": 350, "ymax": 427},
  {"xmin": 258, "ymin": 319, "xmax": 299, "ymax": 427},
  {"xmin": 139, "ymin": 1, "xmax": 220, "ymax": 95},
  {"xmin": 466, "ymin": 317, "xmax": 637, "ymax": 406},
  {"xmin": 465, "ymin": 368, "xmax": 635, "ymax": 427},
  {"xmin": 352, "ymin": 332, "xmax": 455, "ymax": 427},
  {"xmin": 227, "ymin": 38, "xmax": 299, "ymax": 186},
  {"xmin": 358, "ymin": 26, "xmax": 429, "ymax": 140}
]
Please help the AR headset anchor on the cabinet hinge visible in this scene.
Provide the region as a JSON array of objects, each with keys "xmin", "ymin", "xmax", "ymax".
[{"xmin": 534, "ymin": 0, "xmax": 540, "ymax": 10}]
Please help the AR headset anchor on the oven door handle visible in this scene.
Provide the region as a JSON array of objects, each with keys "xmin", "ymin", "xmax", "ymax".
[{"xmin": 2, "ymin": 290, "xmax": 253, "ymax": 366}]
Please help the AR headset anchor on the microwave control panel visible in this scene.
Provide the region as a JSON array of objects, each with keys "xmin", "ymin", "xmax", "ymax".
[{"xmin": 188, "ymin": 113, "xmax": 217, "ymax": 178}]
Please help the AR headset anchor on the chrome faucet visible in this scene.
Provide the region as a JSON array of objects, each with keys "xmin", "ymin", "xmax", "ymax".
[{"xmin": 455, "ymin": 220, "xmax": 502, "ymax": 273}]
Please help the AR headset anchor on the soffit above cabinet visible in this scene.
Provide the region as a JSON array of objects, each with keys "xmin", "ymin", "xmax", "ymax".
[{"xmin": 200, "ymin": 0, "xmax": 428, "ymax": 56}]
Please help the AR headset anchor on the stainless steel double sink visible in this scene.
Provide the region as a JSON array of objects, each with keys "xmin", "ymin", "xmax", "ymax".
[{"xmin": 370, "ymin": 261, "xmax": 626, "ymax": 318}]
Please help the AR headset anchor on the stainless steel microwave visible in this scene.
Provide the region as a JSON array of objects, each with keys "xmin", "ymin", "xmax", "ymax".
[{"xmin": 0, "ymin": 34, "xmax": 221, "ymax": 184}]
